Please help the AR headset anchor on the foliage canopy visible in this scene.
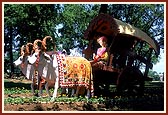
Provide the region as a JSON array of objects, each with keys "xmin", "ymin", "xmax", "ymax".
[{"xmin": 3, "ymin": 3, "xmax": 164, "ymax": 76}]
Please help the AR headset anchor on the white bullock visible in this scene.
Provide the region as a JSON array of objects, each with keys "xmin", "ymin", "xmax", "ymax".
[
  {"xmin": 13, "ymin": 44, "xmax": 51, "ymax": 96},
  {"xmin": 13, "ymin": 44, "xmax": 40, "ymax": 95},
  {"xmin": 28, "ymin": 40, "xmax": 94, "ymax": 101}
]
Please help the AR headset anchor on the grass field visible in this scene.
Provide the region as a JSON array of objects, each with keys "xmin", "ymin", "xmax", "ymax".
[{"xmin": 3, "ymin": 78, "xmax": 165, "ymax": 111}]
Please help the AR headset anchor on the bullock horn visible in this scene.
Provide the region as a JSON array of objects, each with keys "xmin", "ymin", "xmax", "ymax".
[
  {"xmin": 42, "ymin": 36, "xmax": 53, "ymax": 51},
  {"xmin": 20, "ymin": 45, "xmax": 26, "ymax": 56},
  {"xmin": 33, "ymin": 39, "xmax": 42, "ymax": 51},
  {"xmin": 42, "ymin": 36, "xmax": 53, "ymax": 46},
  {"xmin": 26, "ymin": 43, "xmax": 33, "ymax": 55}
]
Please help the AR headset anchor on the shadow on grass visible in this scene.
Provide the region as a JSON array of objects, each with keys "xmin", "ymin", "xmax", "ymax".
[{"xmin": 4, "ymin": 80, "xmax": 32, "ymax": 90}]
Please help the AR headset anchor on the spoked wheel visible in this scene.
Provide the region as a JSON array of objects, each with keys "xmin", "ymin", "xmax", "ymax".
[{"xmin": 117, "ymin": 66, "xmax": 144, "ymax": 96}]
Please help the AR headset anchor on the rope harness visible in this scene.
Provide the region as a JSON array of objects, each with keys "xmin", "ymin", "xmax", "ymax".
[
  {"xmin": 34, "ymin": 53, "xmax": 40, "ymax": 85},
  {"xmin": 34, "ymin": 52, "xmax": 46, "ymax": 85}
]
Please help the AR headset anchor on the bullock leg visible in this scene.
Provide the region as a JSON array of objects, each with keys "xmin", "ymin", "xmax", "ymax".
[
  {"xmin": 61, "ymin": 88, "xmax": 66, "ymax": 96},
  {"xmin": 31, "ymin": 83, "xmax": 36, "ymax": 95},
  {"xmin": 38, "ymin": 81, "xmax": 43, "ymax": 97},
  {"xmin": 86, "ymin": 89, "xmax": 91, "ymax": 98},
  {"xmin": 31, "ymin": 77, "xmax": 39, "ymax": 96},
  {"xmin": 61, "ymin": 88, "xmax": 70, "ymax": 96},
  {"xmin": 45, "ymin": 82, "xmax": 51, "ymax": 97},
  {"xmin": 66, "ymin": 88, "xmax": 69, "ymax": 95},
  {"xmin": 50, "ymin": 76, "xmax": 59, "ymax": 102},
  {"xmin": 31, "ymin": 72, "xmax": 42, "ymax": 97},
  {"xmin": 75, "ymin": 86, "xmax": 80, "ymax": 97},
  {"xmin": 71, "ymin": 88, "xmax": 76, "ymax": 97},
  {"xmin": 40, "ymin": 77, "xmax": 47, "ymax": 96},
  {"xmin": 65, "ymin": 88, "xmax": 75, "ymax": 97},
  {"xmin": 37, "ymin": 75, "xmax": 43, "ymax": 97}
]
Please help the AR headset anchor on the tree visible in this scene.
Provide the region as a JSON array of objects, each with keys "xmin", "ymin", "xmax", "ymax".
[
  {"xmin": 107, "ymin": 4, "xmax": 164, "ymax": 65},
  {"xmin": 3, "ymin": 3, "xmax": 164, "ymax": 76},
  {"xmin": 54, "ymin": 4, "xmax": 99, "ymax": 53},
  {"xmin": 4, "ymin": 4, "xmax": 59, "ymax": 76},
  {"xmin": 108, "ymin": 4, "xmax": 164, "ymax": 50},
  {"xmin": 148, "ymin": 70, "xmax": 160, "ymax": 81}
]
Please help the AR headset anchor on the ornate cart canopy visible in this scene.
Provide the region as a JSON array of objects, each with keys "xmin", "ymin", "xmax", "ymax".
[{"xmin": 84, "ymin": 13, "xmax": 160, "ymax": 55}]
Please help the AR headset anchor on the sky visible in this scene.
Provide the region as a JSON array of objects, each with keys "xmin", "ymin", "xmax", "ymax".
[{"xmin": 152, "ymin": 49, "xmax": 165, "ymax": 73}]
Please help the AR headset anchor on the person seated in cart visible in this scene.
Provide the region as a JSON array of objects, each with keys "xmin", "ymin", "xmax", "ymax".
[{"xmin": 90, "ymin": 36, "xmax": 109, "ymax": 69}]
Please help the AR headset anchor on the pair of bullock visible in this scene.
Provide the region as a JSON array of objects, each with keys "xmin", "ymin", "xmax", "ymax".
[{"xmin": 14, "ymin": 36, "xmax": 94, "ymax": 101}]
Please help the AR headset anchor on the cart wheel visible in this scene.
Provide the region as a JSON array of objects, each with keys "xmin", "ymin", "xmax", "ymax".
[{"xmin": 117, "ymin": 67, "xmax": 144, "ymax": 96}]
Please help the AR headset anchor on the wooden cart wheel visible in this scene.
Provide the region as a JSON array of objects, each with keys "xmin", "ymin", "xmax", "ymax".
[{"xmin": 116, "ymin": 66, "xmax": 144, "ymax": 96}]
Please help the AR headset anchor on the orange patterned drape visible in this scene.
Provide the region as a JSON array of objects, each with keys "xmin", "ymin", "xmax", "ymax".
[{"xmin": 56, "ymin": 54, "xmax": 93, "ymax": 90}]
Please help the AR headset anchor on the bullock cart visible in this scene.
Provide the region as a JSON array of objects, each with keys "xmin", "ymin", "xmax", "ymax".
[{"xmin": 83, "ymin": 13, "xmax": 160, "ymax": 97}]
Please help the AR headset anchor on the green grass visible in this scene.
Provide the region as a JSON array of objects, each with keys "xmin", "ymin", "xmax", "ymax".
[{"xmin": 3, "ymin": 79, "xmax": 164, "ymax": 111}]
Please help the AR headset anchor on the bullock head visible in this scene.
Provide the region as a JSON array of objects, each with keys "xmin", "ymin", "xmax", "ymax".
[
  {"xmin": 13, "ymin": 45, "xmax": 26, "ymax": 66},
  {"xmin": 33, "ymin": 39, "xmax": 43, "ymax": 52},
  {"xmin": 28, "ymin": 39, "xmax": 51, "ymax": 64},
  {"xmin": 42, "ymin": 36, "xmax": 55, "ymax": 52},
  {"xmin": 20, "ymin": 45, "xmax": 26, "ymax": 56},
  {"xmin": 14, "ymin": 42, "xmax": 33, "ymax": 67},
  {"xmin": 25, "ymin": 43, "xmax": 34, "ymax": 56}
]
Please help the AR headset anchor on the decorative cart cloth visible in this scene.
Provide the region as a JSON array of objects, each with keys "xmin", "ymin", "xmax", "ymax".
[{"xmin": 56, "ymin": 54, "xmax": 93, "ymax": 90}]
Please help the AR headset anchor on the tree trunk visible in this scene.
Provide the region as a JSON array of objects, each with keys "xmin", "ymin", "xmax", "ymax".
[
  {"xmin": 99, "ymin": 4, "xmax": 108, "ymax": 14},
  {"xmin": 9, "ymin": 26, "xmax": 14, "ymax": 77}
]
